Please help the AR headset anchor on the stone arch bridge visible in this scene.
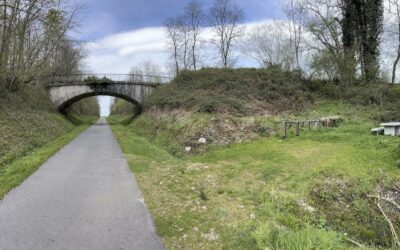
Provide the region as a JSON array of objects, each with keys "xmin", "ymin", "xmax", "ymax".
[{"xmin": 47, "ymin": 74, "xmax": 171, "ymax": 113}]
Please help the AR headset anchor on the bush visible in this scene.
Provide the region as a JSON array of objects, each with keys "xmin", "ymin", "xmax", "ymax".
[{"xmin": 83, "ymin": 76, "xmax": 113, "ymax": 84}]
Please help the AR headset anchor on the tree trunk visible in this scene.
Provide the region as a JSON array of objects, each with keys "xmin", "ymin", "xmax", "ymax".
[
  {"xmin": 192, "ymin": 44, "xmax": 196, "ymax": 70},
  {"xmin": 392, "ymin": 21, "xmax": 400, "ymax": 84},
  {"xmin": 392, "ymin": 50, "xmax": 400, "ymax": 84}
]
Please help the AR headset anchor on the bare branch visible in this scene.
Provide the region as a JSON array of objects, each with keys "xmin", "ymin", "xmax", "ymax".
[{"xmin": 209, "ymin": 0, "xmax": 244, "ymax": 68}]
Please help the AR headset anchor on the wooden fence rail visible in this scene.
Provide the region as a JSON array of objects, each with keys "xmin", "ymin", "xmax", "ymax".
[{"xmin": 276, "ymin": 116, "xmax": 341, "ymax": 139}]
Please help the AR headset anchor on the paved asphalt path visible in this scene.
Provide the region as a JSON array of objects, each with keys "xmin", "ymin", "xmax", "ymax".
[{"xmin": 0, "ymin": 118, "xmax": 164, "ymax": 250}]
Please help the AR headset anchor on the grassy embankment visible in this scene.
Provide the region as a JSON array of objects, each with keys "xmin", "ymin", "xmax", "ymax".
[
  {"xmin": 0, "ymin": 85, "xmax": 99, "ymax": 198},
  {"xmin": 109, "ymin": 68, "xmax": 400, "ymax": 249}
]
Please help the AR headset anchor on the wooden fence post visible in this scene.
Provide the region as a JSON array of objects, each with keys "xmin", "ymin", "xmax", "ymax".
[
  {"xmin": 296, "ymin": 122, "xmax": 300, "ymax": 136},
  {"xmin": 282, "ymin": 122, "xmax": 287, "ymax": 139}
]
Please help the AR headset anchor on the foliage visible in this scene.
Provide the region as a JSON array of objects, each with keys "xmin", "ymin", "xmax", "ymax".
[
  {"xmin": 83, "ymin": 76, "xmax": 113, "ymax": 84},
  {"xmin": 69, "ymin": 97, "xmax": 100, "ymax": 117},
  {"xmin": 110, "ymin": 99, "xmax": 139, "ymax": 117},
  {"xmin": 301, "ymin": 0, "xmax": 384, "ymax": 83}
]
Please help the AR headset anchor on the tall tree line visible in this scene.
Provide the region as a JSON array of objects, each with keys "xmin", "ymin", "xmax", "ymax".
[
  {"xmin": 164, "ymin": 0, "xmax": 389, "ymax": 84},
  {"xmin": 245, "ymin": 0, "xmax": 385, "ymax": 83},
  {"xmin": 0, "ymin": 0, "xmax": 81, "ymax": 91}
]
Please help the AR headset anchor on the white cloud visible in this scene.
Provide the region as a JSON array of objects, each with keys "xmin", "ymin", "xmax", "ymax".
[
  {"xmin": 83, "ymin": 27, "xmax": 169, "ymax": 74},
  {"xmin": 83, "ymin": 21, "xmax": 276, "ymax": 115},
  {"xmin": 82, "ymin": 19, "xmax": 280, "ymax": 75}
]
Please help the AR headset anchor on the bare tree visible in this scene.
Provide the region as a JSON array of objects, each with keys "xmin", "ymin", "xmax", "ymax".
[
  {"xmin": 164, "ymin": 17, "xmax": 183, "ymax": 75},
  {"xmin": 184, "ymin": 0, "xmax": 204, "ymax": 70},
  {"xmin": 283, "ymin": 0, "xmax": 305, "ymax": 72},
  {"xmin": 244, "ymin": 22, "xmax": 295, "ymax": 70},
  {"xmin": 0, "ymin": 0, "xmax": 80, "ymax": 90},
  {"xmin": 301, "ymin": 0, "xmax": 357, "ymax": 82},
  {"xmin": 387, "ymin": 0, "xmax": 400, "ymax": 84},
  {"xmin": 165, "ymin": 2, "xmax": 203, "ymax": 74},
  {"xmin": 129, "ymin": 61, "xmax": 163, "ymax": 83},
  {"xmin": 47, "ymin": 40, "xmax": 85, "ymax": 76},
  {"xmin": 209, "ymin": 0, "xmax": 244, "ymax": 68},
  {"xmin": 179, "ymin": 17, "xmax": 190, "ymax": 70}
]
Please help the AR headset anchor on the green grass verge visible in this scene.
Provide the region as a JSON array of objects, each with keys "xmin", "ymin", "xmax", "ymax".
[
  {"xmin": 0, "ymin": 124, "xmax": 91, "ymax": 199},
  {"xmin": 109, "ymin": 101, "xmax": 400, "ymax": 249}
]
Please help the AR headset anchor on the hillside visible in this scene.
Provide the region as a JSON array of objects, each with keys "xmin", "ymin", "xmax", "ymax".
[
  {"xmin": 0, "ymin": 84, "xmax": 99, "ymax": 197},
  {"xmin": 111, "ymin": 68, "xmax": 400, "ymax": 155},
  {"xmin": 145, "ymin": 68, "xmax": 313, "ymax": 115},
  {"xmin": 109, "ymin": 68, "xmax": 400, "ymax": 249}
]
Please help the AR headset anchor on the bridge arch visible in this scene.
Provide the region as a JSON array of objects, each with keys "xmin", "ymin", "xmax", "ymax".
[
  {"xmin": 57, "ymin": 91, "xmax": 142, "ymax": 114},
  {"xmin": 48, "ymin": 74, "xmax": 171, "ymax": 113},
  {"xmin": 46, "ymin": 74, "xmax": 171, "ymax": 114}
]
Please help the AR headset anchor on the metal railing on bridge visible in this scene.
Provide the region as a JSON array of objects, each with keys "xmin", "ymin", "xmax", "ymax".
[{"xmin": 48, "ymin": 74, "xmax": 172, "ymax": 86}]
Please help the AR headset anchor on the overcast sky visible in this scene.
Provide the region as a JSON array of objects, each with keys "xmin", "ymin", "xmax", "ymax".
[{"xmin": 71, "ymin": 0, "xmax": 284, "ymax": 116}]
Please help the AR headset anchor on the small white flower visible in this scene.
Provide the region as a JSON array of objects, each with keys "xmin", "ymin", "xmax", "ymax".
[
  {"xmin": 198, "ymin": 137, "xmax": 207, "ymax": 143},
  {"xmin": 185, "ymin": 146, "xmax": 192, "ymax": 152}
]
